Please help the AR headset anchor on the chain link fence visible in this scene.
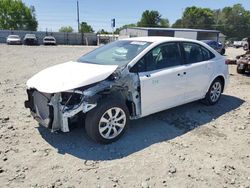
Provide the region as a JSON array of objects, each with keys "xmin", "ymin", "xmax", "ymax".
[{"xmin": 0, "ymin": 30, "xmax": 97, "ymax": 45}]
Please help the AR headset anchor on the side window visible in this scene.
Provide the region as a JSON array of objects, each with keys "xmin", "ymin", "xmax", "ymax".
[
  {"xmin": 183, "ymin": 43, "xmax": 214, "ymax": 64},
  {"xmin": 201, "ymin": 46, "xmax": 215, "ymax": 61},
  {"xmin": 131, "ymin": 42, "xmax": 182, "ymax": 72}
]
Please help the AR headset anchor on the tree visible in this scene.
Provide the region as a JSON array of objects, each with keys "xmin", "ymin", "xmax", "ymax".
[
  {"xmin": 79, "ymin": 22, "xmax": 94, "ymax": 33},
  {"xmin": 0, "ymin": 0, "xmax": 38, "ymax": 30},
  {"xmin": 114, "ymin": 23, "xmax": 137, "ymax": 34},
  {"xmin": 172, "ymin": 19, "xmax": 183, "ymax": 28},
  {"xmin": 97, "ymin": 29, "xmax": 110, "ymax": 34},
  {"xmin": 137, "ymin": 10, "xmax": 170, "ymax": 28},
  {"xmin": 181, "ymin": 7, "xmax": 215, "ymax": 29},
  {"xmin": 159, "ymin": 18, "xmax": 170, "ymax": 28},
  {"xmin": 215, "ymin": 4, "xmax": 250, "ymax": 39},
  {"xmin": 137, "ymin": 10, "xmax": 162, "ymax": 27},
  {"xmin": 59, "ymin": 26, "xmax": 73, "ymax": 33}
]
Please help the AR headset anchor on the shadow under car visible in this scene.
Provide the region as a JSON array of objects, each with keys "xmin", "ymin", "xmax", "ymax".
[{"xmin": 37, "ymin": 94, "xmax": 245, "ymax": 161}]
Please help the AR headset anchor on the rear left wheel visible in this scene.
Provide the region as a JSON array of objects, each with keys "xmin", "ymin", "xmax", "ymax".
[
  {"xmin": 204, "ymin": 78, "xmax": 223, "ymax": 105},
  {"xmin": 220, "ymin": 48, "xmax": 225, "ymax": 55}
]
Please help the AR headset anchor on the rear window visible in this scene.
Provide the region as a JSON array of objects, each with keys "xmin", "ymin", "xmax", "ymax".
[{"xmin": 182, "ymin": 42, "xmax": 215, "ymax": 64}]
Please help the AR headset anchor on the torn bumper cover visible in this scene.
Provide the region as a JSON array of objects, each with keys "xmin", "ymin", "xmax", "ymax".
[{"xmin": 24, "ymin": 89, "xmax": 96, "ymax": 132}]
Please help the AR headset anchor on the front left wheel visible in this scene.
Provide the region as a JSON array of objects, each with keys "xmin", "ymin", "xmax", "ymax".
[{"xmin": 85, "ymin": 98, "xmax": 129, "ymax": 144}]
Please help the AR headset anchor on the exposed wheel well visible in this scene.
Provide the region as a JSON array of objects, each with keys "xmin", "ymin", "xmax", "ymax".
[{"xmin": 98, "ymin": 92, "xmax": 136, "ymax": 117}]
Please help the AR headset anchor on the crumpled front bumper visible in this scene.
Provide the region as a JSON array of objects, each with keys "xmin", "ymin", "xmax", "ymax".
[
  {"xmin": 24, "ymin": 89, "xmax": 96, "ymax": 132},
  {"xmin": 24, "ymin": 89, "xmax": 54, "ymax": 129}
]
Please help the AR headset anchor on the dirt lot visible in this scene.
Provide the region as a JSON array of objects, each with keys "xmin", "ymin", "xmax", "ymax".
[{"xmin": 0, "ymin": 45, "xmax": 249, "ymax": 188}]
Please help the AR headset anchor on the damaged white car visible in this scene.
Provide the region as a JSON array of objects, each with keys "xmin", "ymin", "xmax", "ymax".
[{"xmin": 25, "ymin": 37, "xmax": 229, "ymax": 143}]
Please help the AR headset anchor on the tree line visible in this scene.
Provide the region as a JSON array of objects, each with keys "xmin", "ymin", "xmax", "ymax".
[{"xmin": 0, "ymin": 0, "xmax": 249, "ymax": 39}]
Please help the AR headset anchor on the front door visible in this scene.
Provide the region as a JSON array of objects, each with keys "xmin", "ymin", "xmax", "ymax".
[{"xmin": 135, "ymin": 42, "xmax": 187, "ymax": 117}]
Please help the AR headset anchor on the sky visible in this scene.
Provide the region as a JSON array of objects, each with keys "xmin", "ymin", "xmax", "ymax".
[{"xmin": 22, "ymin": 0, "xmax": 250, "ymax": 32}]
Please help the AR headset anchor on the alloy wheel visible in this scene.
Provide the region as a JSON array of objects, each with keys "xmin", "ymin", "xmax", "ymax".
[
  {"xmin": 210, "ymin": 82, "xmax": 222, "ymax": 102},
  {"xmin": 98, "ymin": 107, "xmax": 126, "ymax": 139}
]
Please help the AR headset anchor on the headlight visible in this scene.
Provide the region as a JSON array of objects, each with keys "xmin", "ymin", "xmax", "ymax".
[{"xmin": 61, "ymin": 92, "xmax": 82, "ymax": 106}]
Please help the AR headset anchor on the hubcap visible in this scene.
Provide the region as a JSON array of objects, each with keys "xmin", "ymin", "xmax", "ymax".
[
  {"xmin": 98, "ymin": 107, "xmax": 126, "ymax": 139},
  {"xmin": 210, "ymin": 82, "xmax": 222, "ymax": 102}
]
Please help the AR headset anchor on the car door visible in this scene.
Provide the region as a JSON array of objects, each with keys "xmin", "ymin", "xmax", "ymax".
[
  {"xmin": 133, "ymin": 42, "xmax": 188, "ymax": 117},
  {"xmin": 180, "ymin": 42, "xmax": 215, "ymax": 101}
]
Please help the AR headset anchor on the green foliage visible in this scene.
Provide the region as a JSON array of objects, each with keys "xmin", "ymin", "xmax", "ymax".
[
  {"xmin": 159, "ymin": 18, "xmax": 170, "ymax": 28},
  {"xmin": 79, "ymin": 22, "xmax": 94, "ymax": 33},
  {"xmin": 176, "ymin": 6, "xmax": 215, "ymax": 29},
  {"xmin": 59, "ymin": 26, "xmax": 73, "ymax": 33},
  {"xmin": 171, "ymin": 4, "xmax": 250, "ymax": 39},
  {"xmin": 215, "ymin": 4, "xmax": 250, "ymax": 39},
  {"xmin": 172, "ymin": 19, "xmax": 183, "ymax": 28},
  {"xmin": 97, "ymin": 29, "xmax": 110, "ymax": 34},
  {"xmin": 138, "ymin": 10, "xmax": 169, "ymax": 28},
  {"xmin": 0, "ymin": 0, "xmax": 38, "ymax": 31},
  {"xmin": 114, "ymin": 23, "xmax": 136, "ymax": 34}
]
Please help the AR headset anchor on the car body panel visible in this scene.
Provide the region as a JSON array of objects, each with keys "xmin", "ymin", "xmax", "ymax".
[
  {"xmin": 43, "ymin": 36, "xmax": 56, "ymax": 45},
  {"xmin": 25, "ymin": 36, "xmax": 229, "ymax": 134},
  {"xmin": 24, "ymin": 34, "xmax": 38, "ymax": 45},
  {"xmin": 26, "ymin": 61, "xmax": 118, "ymax": 93},
  {"xmin": 6, "ymin": 35, "xmax": 22, "ymax": 44},
  {"xmin": 139, "ymin": 65, "xmax": 187, "ymax": 117}
]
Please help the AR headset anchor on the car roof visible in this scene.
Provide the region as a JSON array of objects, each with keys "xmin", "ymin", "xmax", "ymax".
[
  {"xmin": 44, "ymin": 36, "xmax": 55, "ymax": 38},
  {"xmin": 8, "ymin": 35, "xmax": 19, "ymax": 37},
  {"xmin": 121, "ymin": 36, "xmax": 202, "ymax": 43}
]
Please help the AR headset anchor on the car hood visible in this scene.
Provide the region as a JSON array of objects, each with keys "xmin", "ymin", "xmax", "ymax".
[{"xmin": 26, "ymin": 61, "xmax": 118, "ymax": 93}]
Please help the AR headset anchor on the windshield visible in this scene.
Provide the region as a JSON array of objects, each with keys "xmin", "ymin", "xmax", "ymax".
[
  {"xmin": 25, "ymin": 34, "xmax": 36, "ymax": 38},
  {"xmin": 77, "ymin": 40, "xmax": 151, "ymax": 66},
  {"xmin": 8, "ymin": 35, "xmax": 19, "ymax": 39}
]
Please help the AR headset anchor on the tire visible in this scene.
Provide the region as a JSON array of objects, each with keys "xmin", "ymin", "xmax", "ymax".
[
  {"xmin": 203, "ymin": 78, "xmax": 223, "ymax": 105},
  {"xmin": 85, "ymin": 98, "xmax": 129, "ymax": 144},
  {"xmin": 220, "ymin": 48, "xmax": 225, "ymax": 55},
  {"xmin": 237, "ymin": 64, "xmax": 246, "ymax": 74},
  {"xmin": 243, "ymin": 44, "xmax": 248, "ymax": 51}
]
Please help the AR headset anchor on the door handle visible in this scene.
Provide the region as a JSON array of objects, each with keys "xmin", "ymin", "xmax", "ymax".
[
  {"xmin": 145, "ymin": 74, "xmax": 151, "ymax": 78},
  {"xmin": 178, "ymin": 72, "xmax": 186, "ymax": 77}
]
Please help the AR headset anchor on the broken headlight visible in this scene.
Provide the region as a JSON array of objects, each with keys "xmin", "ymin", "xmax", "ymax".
[{"xmin": 61, "ymin": 92, "xmax": 82, "ymax": 106}]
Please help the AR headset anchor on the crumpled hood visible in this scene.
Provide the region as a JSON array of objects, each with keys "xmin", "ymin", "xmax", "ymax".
[{"xmin": 27, "ymin": 61, "xmax": 118, "ymax": 93}]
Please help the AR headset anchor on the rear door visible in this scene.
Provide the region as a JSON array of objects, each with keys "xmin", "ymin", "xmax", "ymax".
[{"xmin": 180, "ymin": 42, "xmax": 215, "ymax": 101}]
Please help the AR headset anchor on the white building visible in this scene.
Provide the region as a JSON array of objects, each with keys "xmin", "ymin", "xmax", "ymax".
[{"xmin": 120, "ymin": 27, "xmax": 223, "ymax": 42}]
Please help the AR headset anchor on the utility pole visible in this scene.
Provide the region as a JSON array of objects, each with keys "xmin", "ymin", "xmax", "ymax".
[{"xmin": 77, "ymin": 0, "xmax": 80, "ymax": 32}]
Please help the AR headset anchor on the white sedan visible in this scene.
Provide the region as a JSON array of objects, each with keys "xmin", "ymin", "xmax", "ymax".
[
  {"xmin": 6, "ymin": 35, "xmax": 22, "ymax": 45},
  {"xmin": 25, "ymin": 37, "xmax": 229, "ymax": 144}
]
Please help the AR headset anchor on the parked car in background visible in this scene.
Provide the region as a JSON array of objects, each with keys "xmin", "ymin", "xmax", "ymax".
[
  {"xmin": 233, "ymin": 38, "xmax": 248, "ymax": 50},
  {"xmin": 201, "ymin": 40, "xmax": 226, "ymax": 55},
  {"xmin": 43, "ymin": 36, "xmax": 56, "ymax": 45},
  {"xmin": 23, "ymin": 34, "xmax": 38, "ymax": 45},
  {"xmin": 6, "ymin": 35, "xmax": 22, "ymax": 45},
  {"xmin": 242, "ymin": 38, "xmax": 249, "ymax": 50},
  {"xmin": 25, "ymin": 37, "xmax": 229, "ymax": 144}
]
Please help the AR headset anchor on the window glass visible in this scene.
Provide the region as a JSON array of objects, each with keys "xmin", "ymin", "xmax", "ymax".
[
  {"xmin": 201, "ymin": 46, "xmax": 213, "ymax": 61},
  {"xmin": 77, "ymin": 40, "xmax": 151, "ymax": 66},
  {"xmin": 183, "ymin": 43, "xmax": 214, "ymax": 64},
  {"xmin": 135, "ymin": 43, "xmax": 182, "ymax": 72}
]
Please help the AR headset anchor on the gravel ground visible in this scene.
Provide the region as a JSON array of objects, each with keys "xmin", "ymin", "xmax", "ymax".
[{"xmin": 0, "ymin": 45, "xmax": 249, "ymax": 188}]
